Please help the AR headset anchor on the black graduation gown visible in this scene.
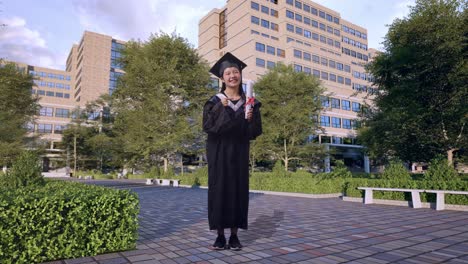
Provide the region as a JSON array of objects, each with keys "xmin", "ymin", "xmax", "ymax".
[{"xmin": 203, "ymin": 95, "xmax": 262, "ymax": 230}]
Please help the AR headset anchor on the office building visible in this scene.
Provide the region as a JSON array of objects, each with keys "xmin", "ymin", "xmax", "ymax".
[{"xmin": 198, "ymin": 0, "xmax": 377, "ymax": 172}]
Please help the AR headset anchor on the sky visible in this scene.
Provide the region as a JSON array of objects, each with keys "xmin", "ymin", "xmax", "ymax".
[{"xmin": 0, "ymin": 0, "xmax": 415, "ymax": 70}]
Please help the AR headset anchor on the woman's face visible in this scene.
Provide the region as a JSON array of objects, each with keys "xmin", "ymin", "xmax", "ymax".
[{"xmin": 222, "ymin": 67, "xmax": 241, "ymax": 88}]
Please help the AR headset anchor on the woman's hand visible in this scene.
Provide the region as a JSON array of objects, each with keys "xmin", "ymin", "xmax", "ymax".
[
  {"xmin": 221, "ymin": 97, "xmax": 230, "ymax": 107},
  {"xmin": 247, "ymin": 109, "xmax": 253, "ymax": 122}
]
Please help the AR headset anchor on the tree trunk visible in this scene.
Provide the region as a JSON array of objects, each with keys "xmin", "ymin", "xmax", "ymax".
[
  {"xmin": 180, "ymin": 155, "xmax": 184, "ymax": 176},
  {"xmin": 447, "ymin": 149, "xmax": 457, "ymax": 166},
  {"xmin": 284, "ymin": 139, "xmax": 288, "ymax": 171},
  {"xmin": 163, "ymin": 157, "xmax": 168, "ymax": 173},
  {"xmin": 73, "ymin": 135, "xmax": 77, "ymax": 174}
]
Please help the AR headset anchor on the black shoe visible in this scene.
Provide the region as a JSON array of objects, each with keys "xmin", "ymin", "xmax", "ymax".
[
  {"xmin": 228, "ymin": 234, "xmax": 242, "ymax": 250},
  {"xmin": 212, "ymin": 235, "xmax": 226, "ymax": 250}
]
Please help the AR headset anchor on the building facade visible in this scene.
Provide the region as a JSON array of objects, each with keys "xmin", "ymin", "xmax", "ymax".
[
  {"xmin": 198, "ymin": 0, "xmax": 376, "ymax": 172},
  {"xmin": 10, "ymin": 31, "xmax": 125, "ymax": 171}
]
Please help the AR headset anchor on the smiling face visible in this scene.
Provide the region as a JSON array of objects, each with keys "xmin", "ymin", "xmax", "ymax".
[{"xmin": 221, "ymin": 67, "xmax": 241, "ymax": 89}]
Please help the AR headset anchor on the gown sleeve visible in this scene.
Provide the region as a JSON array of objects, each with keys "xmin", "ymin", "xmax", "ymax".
[
  {"xmin": 248, "ymin": 101, "xmax": 262, "ymax": 140},
  {"xmin": 203, "ymin": 99, "xmax": 236, "ymax": 135}
]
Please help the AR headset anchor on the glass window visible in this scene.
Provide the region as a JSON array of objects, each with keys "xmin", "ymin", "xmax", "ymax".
[
  {"xmin": 250, "ymin": 1, "xmax": 260, "ymax": 11},
  {"xmin": 337, "ymin": 76, "xmax": 344, "ymax": 84},
  {"xmin": 39, "ymin": 107, "xmax": 53, "ymax": 117},
  {"xmin": 271, "ymin": 9, "xmax": 278, "ymax": 17},
  {"xmin": 46, "ymin": 91, "xmax": 54, "ymax": 97},
  {"xmin": 38, "ymin": 90, "xmax": 45, "ymax": 95},
  {"xmin": 38, "ymin": 124, "xmax": 53, "ymax": 133},
  {"xmin": 295, "ymin": 26, "xmax": 303, "ymax": 35},
  {"xmin": 251, "ymin": 16, "xmax": 260, "ymax": 25},
  {"xmin": 294, "ymin": 49, "xmax": 302, "ymax": 58},
  {"xmin": 334, "ymin": 29, "xmax": 340, "ymax": 36},
  {"xmin": 277, "ymin": 48, "xmax": 285, "ymax": 57},
  {"xmin": 337, "ymin": 63, "xmax": 343, "ymax": 70},
  {"xmin": 331, "ymin": 98, "xmax": 340, "ymax": 108},
  {"xmin": 286, "ymin": 0, "xmax": 293, "ymax": 5},
  {"xmin": 332, "ymin": 136, "xmax": 342, "ymax": 144},
  {"xmin": 345, "ymin": 78, "xmax": 351, "ymax": 85},
  {"xmin": 342, "ymin": 100, "xmax": 351, "ymax": 110},
  {"xmin": 261, "ymin": 5, "xmax": 269, "ymax": 14},
  {"xmin": 54, "ymin": 125, "xmax": 66, "ymax": 134},
  {"xmin": 330, "ymin": 74, "xmax": 336, "ymax": 82},
  {"xmin": 64, "ymin": 93, "xmax": 70, "ymax": 99},
  {"xmin": 55, "ymin": 92, "xmax": 64, "ymax": 98},
  {"xmin": 327, "ymin": 38, "xmax": 334, "ymax": 46},
  {"xmin": 303, "ymin": 52, "xmax": 311, "ymax": 61},
  {"xmin": 326, "ymin": 14, "xmax": 333, "ymax": 22},
  {"xmin": 327, "ymin": 26, "xmax": 333, "ymax": 33},
  {"xmin": 329, "ymin": 60, "xmax": 336, "ymax": 68},
  {"xmin": 261, "ymin": 19, "xmax": 270, "ymax": 28},
  {"xmin": 271, "ymin": 22, "xmax": 279, "ymax": 31},
  {"xmin": 313, "ymin": 69, "xmax": 320, "ymax": 77},
  {"xmin": 256, "ymin": 58, "xmax": 266, "ymax": 67},
  {"xmin": 295, "ymin": 0, "xmax": 302, "ymax": 9},
  {"xmin": 352, "ymin": 102, "xmax": 360, "ymax": 112},
  {"xmin": 303, "ymin": 4, "xmax": 310, "ymax": 12},
  {"xmin": 311, "ymin": 20, "xmax": 318, "ymax": 28},
  {"xmin": 321, "ymin": 96, "xmax": 330, "ymax": 107},
  {"xmin": 332, "ymin": 117, "xmax": 341, "ymax": 128},
  {"xmin": 319, "ymin": 11, "xmax": 325, "ymax": 18},
  {"xmin": 267, "ymin": 45, "xmax": 275, "ymax": 55},
  {"xmin": 321, "ymin": 71, "xmax": 328, "ymax": 80},
  {"xmin": 55, "ymin": 108, "xmax": 70, "ymax": 118},
  {"xmin": 286, "ymin": 10, "xmax": 294, "ymax": 19},
  {"xmin": 342, "ymin": 25, "xmax": 349, "ymax": 32},
  {"xmin": 312, "ymin": 33, "xmax": 319, "ymax": 40},
  {"xmin": 287, "ymin": 23, "xmax": 294, "ymax": 32},
  {"xmin": 342, "ymin": 119, "xmax": 352, "ymax": 129},
  {"xmin": 304, "ymin": 67, "xmax": 311, "ymax": 74},
  {"xmin": 320, "ymin": 35, "xmax": 326, "ymax": 43},
  {"xmin": 334, "ymin": 17, "xmax": 340, "ymax": 24},
  {"xmin": 304, "ymin": 30, "xmax": 311, "ymax": 38},
  {"xmin": 334, "ymin": 41, "xmax": 341, "ymax": 48},
  {"xmin": 304, "ymin": 17, "xmax": 310, "ymax": 25},
  {"xmin": 294, "ymin": 64, "xmax": 302, "ymax": 72},
  {"xmin": 312, "ymin": 55, "xmax": 320, "ymax": 63},
  {"xmin": 295, "ymin": 13, "xmax": 302, "ymax": 22},
  {"xmin": 319, "ymin": 23, "xmax": 326, "ymax": 31},
  {"xmin": 320, "ymin": 116, "xmax": 330, "ymax": 127},
  {"xmin": 311, "ymin": 8, "xmax": 317, "ymax": 15},
  {"xmin": 256, "ymin": 42, "xmax": 265, "ymax": 52},
  {"xmin": 321, "ymin": 58, "xmax": 328, "ymax": 66},
  {"xmin": 267, "ymin": 61, "xmax": 276, "ymax": 69},
  {"xmin": 344, "ymin": 65, "xmax": 351, "ymax": 72}
]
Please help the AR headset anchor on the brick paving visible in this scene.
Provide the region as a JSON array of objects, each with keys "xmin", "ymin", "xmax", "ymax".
[{"xmin": 43, "ymin": 180, "xmax": 468, "ymax": 264}]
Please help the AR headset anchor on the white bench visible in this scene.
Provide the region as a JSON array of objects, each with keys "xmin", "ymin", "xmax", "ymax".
[
  {"xmin": 357, "ymin": 187, "xmax": 424, "ymax": 208},
  {"xmin": 424, "ymin": 190, "xmax": 468, "ymax": 211},
  {"xmin": 155, "ymin": 179, "xmax": 181, "ymax": 187}
]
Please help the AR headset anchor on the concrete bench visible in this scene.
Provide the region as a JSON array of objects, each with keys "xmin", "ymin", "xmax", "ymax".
[
  {"xmin": 146, "ymin": 179, "xmax": 153, "ymax": 185},
  {"xmin": 155, "ymin": 179, "xmax": 181, "ymax": 187},
  {"xmin": 358, "ymin": 187, "xmax": 424, "ymax": 208},
  {"xmin": 425, "ymin": 190, "xmax": 468, "ymax": 211}
]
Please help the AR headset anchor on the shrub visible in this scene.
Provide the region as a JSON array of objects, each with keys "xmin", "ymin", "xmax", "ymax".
[
  {"xmin": 380, "ymin": 159, "xmax": 411, "ymax": 180},
  {"xmin": 272, "ymin": 160, "xmax": 287, "ymax": 176},
  {"xmin": 0, "ymin": 180, "xmax": 139, "ymax": 263},
  {"xmin": 1, "ymin": 151, "xmax": 44, "ymax": 188},
  {"xmin": 424, "ymin": 156, "xmax": 460, "ymax": 182}
]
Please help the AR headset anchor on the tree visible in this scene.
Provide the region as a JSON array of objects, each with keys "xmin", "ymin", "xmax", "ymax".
[
  {"xmin": 360, "ymin": 0, "xmax": 467, "ymax": 165},
  {"xmin": 112, "ymin": 32, "xmax": 212, "ymax": 172},
  {"xmin": 254, "ymin": 63, "xmax": 325, "ymax": 171},
  {"xmin": 0, "ymin": 61, "xmax": 39, "ymax": 167}
]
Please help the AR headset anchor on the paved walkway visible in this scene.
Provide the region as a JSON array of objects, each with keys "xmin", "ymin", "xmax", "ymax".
[{"xmin": 44, "ymin": 180, "xmax": 468, "ymax": 264}]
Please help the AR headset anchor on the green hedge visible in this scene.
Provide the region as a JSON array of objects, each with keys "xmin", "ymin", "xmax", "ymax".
[{"xmin": 0, "ymin": 180, "xmax": 139, "ymax": 264}]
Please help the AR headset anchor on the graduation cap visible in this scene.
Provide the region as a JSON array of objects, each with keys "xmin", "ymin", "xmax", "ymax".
[{"xmin": 209, "ymin": 52, "xmax": 247, "ymax": 79}]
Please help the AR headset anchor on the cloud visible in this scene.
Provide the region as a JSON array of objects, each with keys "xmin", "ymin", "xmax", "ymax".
[
  {"xmin": 71, "ymin": 0, "xmax": 224, "ymax": 46},
  {"xmin": 0, "ymin": 16, "xmax": 65, "ymax": 68}
]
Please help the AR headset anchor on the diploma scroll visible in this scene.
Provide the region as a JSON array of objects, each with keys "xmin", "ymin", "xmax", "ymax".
[{"xmin": 245, "ymin": 81, "xmax": 255, "ymax": 119}]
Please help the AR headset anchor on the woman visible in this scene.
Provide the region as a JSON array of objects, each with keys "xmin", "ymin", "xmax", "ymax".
[{"xmin": 203, "ymin": 52, "xmax": 262, "ymax": 250}]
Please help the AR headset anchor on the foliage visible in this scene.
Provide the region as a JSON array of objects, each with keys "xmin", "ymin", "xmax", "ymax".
[
  {"xmin": 424, "ymin": 156, "xmax": 460, "ymax": 181},
  {"xmin": 2, "ymin": 151, "xmax": 44, "ymax": 188},
  {"xmin": 318, "ymin": 160, "xmax": 352, "ymax": 179},
  {"xmin": 272, "ymin": 160, "xmax": 286, "ymax": 176},
  {"xmin": 0, "ymin": 62, "xmax": 39, "ymax": 166},
  {"xmin": 112, "ymin": 32, "xmax": 212, "ymax": 172},
  {"xmin": 360, "ymin": 0, "xmax": 467, "ymax": 163},
  {"xmin": 380, "ymin": 159, "xmax": 411, "ymax": 180},
  {"xmin": 254, "ymin": 63, "xmax": 325, "ymax": 171},
  {"xmin": 0, "ymin": 180, "xmax": 139, "ymax": 263}
]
